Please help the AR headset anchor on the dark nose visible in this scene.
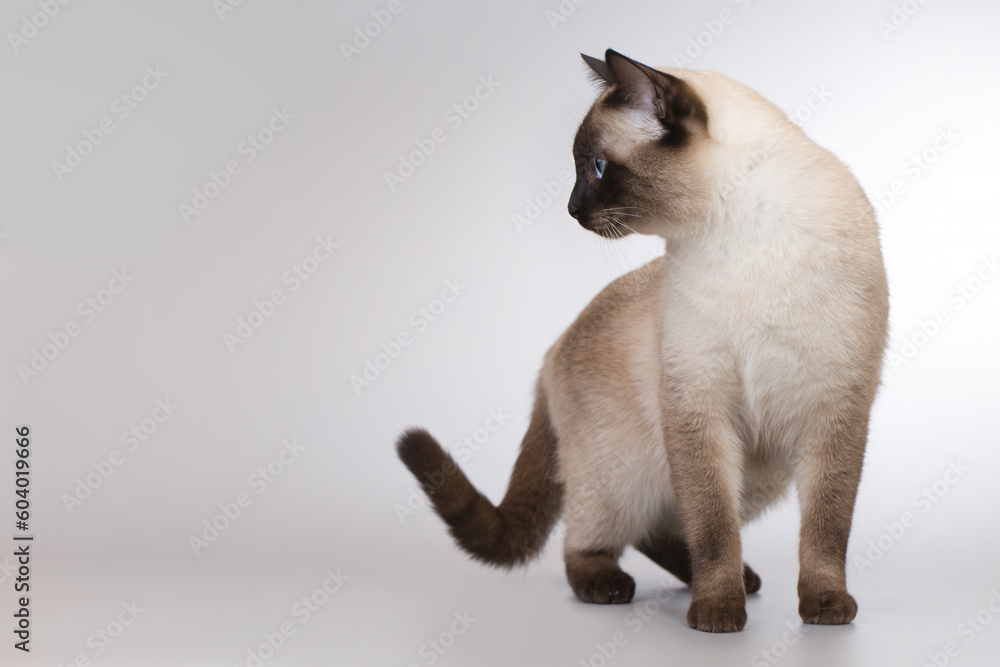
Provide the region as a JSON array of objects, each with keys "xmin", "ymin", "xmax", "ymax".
[{"xmin": 568, "ymin": 177, "xmax": 586, "ymax": 219}]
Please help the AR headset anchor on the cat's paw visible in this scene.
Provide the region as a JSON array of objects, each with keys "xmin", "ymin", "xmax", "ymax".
[
  {"xmin": 799, "ymin": 589, "xmax": 857, "ymax": 625},
  {"xmin": 569, "ymin": 568, "xmax": 636, "ymax": 604},
  {"xmin": 687, "ymin": 596, "xmax": 747, "ymax": 633},
  {"xmin": 743, "ymin": 564, "xmax": 761, "ymax": 594}
]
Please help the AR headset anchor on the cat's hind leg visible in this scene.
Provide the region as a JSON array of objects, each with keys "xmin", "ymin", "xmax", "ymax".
[
  {"xmin": 635, "ymin": 521, "xmax": 761, "ymax": 594},
  {"xmin": 564, "ymin": 547, "xmax": 636, "ymax": 604},
  {"xmin": 560, "ymin": 455, "xmax": 651, "ymax": 605}
]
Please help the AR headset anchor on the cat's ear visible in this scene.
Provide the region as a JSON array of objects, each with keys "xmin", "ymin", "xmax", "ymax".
[
  {"xmin": 603, "ymin": 49, "xmax": 704, "ymax": 129},
  {"xmin": 581, "ymin": 53, "xmax": 613, "ymax": 86}
]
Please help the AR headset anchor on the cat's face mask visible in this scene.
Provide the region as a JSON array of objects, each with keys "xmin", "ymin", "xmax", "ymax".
[{"xmin": 569, "ymin": 50, "xmax": 711, "ymax": 239}]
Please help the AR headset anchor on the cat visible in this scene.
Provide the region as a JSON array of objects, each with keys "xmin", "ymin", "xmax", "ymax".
[{"xmin": 397, "ymin": 49, "xmax": 889, "ymax": 633}]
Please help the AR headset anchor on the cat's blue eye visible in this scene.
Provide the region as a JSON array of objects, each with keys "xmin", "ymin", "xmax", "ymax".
[{"xmin": 591, "ymin": 157, "xmax": 606, "ymax": 179}]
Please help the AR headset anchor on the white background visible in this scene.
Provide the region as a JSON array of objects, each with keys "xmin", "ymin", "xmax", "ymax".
[{"xmin": 1, "ymin": 0, "xmax": 998, "ymax": 665}]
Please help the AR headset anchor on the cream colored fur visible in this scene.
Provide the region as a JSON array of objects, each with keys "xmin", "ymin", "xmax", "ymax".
[{"xmin": 543, "ymin": 67, "xmax": 888, "ymax": 562}]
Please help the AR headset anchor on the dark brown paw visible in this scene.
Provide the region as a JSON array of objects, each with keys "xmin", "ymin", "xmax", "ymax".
[
  {"xmin": 743, "ymin": 564, "xmax": 761, "ymax": 594},
  {"xmin": 569, "ymin": 567, "xmax": 636, "ymax": 604},
  {"xmin": 799, "ymin": 589, "xmax": 857, "ymax": 625},
  {"xmin": 687, "ymin": 596, "xmax": 747, "ymax": 632}
]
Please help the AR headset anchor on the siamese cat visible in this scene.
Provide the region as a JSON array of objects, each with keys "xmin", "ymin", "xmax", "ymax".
[{"xmin": 397, "ymin": 49, "xmax": 888, "ymax": 633}]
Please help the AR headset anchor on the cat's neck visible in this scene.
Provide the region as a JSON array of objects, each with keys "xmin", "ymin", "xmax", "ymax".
[{"xmin": 662, "ymin": 155, "xmax": 862, "ymax": 288}]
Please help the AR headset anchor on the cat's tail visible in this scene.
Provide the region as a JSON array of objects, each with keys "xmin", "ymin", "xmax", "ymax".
[{"xmin": 396, "ymin": 383, "xmax": 563, "ymax": 568}]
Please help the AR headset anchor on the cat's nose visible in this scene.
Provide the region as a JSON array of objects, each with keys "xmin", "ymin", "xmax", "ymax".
[{"xmin": 568, "ymin": 202, "xmax": 580, "ymax": 219}]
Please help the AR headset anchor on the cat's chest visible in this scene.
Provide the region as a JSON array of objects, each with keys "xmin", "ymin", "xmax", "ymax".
[{"xmin": 658, "ymin": 246, "xmax": 854, "ymax": 374}]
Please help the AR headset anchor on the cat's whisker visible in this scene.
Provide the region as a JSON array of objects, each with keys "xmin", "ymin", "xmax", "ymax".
[
  {"xmin": 612, "ymin": 219, "xmax": 640, "ymax": 235},
  {"xmin": 602, "ymin": 237, "xmax": 631, "ymax": 298},
  {"xmin": 607, "ymin": 216, "xmax": 657, "ymax": 294},
  {"xmin": 605, "ymin": 218, "xmax": 646, "ymax": 297},
  {"xmin": 601, "ymin": 212, "xmax": 685, "ymax": 289},
  {"xmin": 601, "ymin": 206, "xmax": 642, "ymax": 218},
  {"xmin": 602, "ymin": 207, "xmax": 644, "ymax": 213},
  {"xmin": 609, "ymin": 223, "xmax": 639, "ymax": 297}
]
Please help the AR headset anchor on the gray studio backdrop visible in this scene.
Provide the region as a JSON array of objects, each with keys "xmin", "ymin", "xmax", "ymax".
[{"xmin": 1, "ymin": 0, "xmax": 998, "ymax": 665}]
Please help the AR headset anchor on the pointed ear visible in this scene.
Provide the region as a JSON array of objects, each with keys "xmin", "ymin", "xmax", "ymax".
[
  {"xmin": 581, "ymin": 53, "xmax": 612, "ymax": 86},
  {"xmin": 603, "ymin": 49, "xmax": 705, "ymax": 129}
]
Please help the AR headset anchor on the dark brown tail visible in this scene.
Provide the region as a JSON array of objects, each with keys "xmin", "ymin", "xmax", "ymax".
[{"xmin": 396, "ymin": 385, "xmax": 563, "ymax": 568}]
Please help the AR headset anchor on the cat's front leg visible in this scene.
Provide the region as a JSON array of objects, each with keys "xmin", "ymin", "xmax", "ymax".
[
  {"xmin": 795, "ymin": 416, "xmax": 868, "ymax": 624},
  {"xmin": 661, "ymin": 394, "xmax": 748, "ymax": 632}
]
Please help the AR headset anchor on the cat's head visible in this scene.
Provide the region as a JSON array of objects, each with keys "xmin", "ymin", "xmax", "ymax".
[{"xmin": 569, "ymin": 50, "xmax": 712, "ymax": 238}]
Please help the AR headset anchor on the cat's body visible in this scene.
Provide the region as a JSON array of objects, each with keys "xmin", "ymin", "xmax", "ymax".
[
  {"xmin": 546, "ymin": 257, "xmax": 794, "ymax": 564},
  {"xmin": 398, "ymin": 50, "xmax": 888, "ymax": 633}
]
